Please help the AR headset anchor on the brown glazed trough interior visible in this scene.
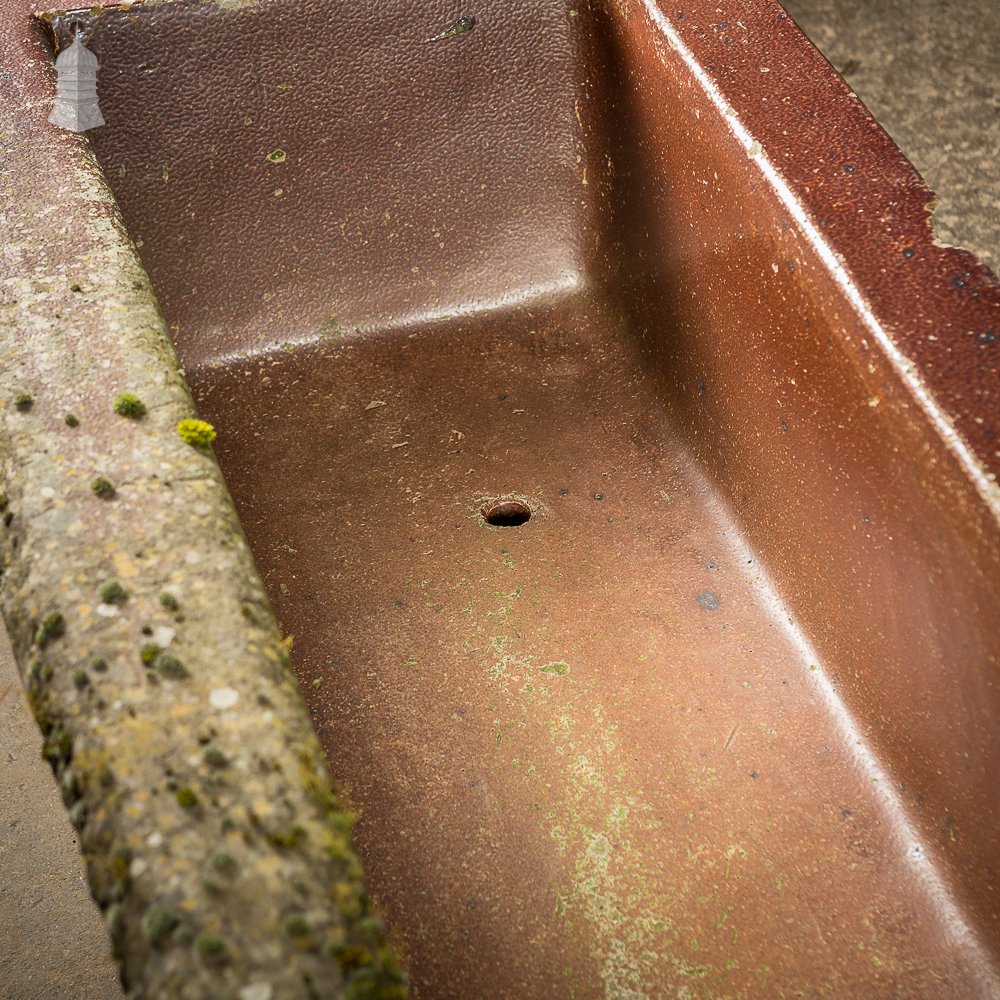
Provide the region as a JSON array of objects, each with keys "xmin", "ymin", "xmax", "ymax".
[{"xmin": 49, "ymin": 0, "xmax": 1000, "ymax": 995}]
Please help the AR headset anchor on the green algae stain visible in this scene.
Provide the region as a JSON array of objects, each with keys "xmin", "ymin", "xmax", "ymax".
[
  {"xmin": 470, "ymin": 587, "xmax": 733, "ymax": 999},
  {"xmin": 540, "ymin": 661, "xmax": 569, "ymax": 676},
  {"xmin": 563, "ymin": 805, "xmax": 676, "ymax": 999}
]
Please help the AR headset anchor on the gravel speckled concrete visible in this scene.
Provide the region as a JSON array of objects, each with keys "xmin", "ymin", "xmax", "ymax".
[
  {"xmin": 0, "ymin": 105, "xmax": 405, "ymax": 1000},
  {"xmin": 780, "ymin": 0, "xmax": 1000, "ymax": 274}
]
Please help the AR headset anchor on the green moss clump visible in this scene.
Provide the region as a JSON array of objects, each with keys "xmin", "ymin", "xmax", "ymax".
[
  {"xmin": 41, "ymin": 725, "xmax": 72, "ymax": 764},
  {"xmin": 328, "ymin": 939, "xmax": 373, "ymax": 972},
  {"xmin": 159, "ymin": 591, "xmax": 179, "ymax": 611},
  {"xmin": 176, "ymin": 418, "xmax": 217, "ymax": 448},
  {"xmin": 203, "ymin": 745, "xmax": 227, "ymax": 769},
  {"xmin": 108, "ymin": 843, "xmax": 131, "ymax": 882},
  {"xmin": 195, "ymin": 934, "xmax": 228, "ymax": 964},
  {"xmin": 343, "ymin": 970, "xmax": 379, "ymax": 1000},
  {"xmin": 35, "ymin": 611, "xmax": 65, "ymax": 648},
  {"xmin": 175, "ymin": 786, "xmax": 199, "ymax": 808},
  {"xmin": 99, "ymin": 580, "xmax": 126, "ymax": 604},
  {"xmin": 90, "ymin": 656, "xmax": 108, "ymax": 673},
  {"xmin": 330, "ymin": 879, "xmax": 364, "ymax": 920},
  {"xmin": 155, "ymin": 654, "xmax": 188, "ymax": 680},
  {"xmin": 142, "ymin": 905, "xmax": 179, "ymax": 946},
  {"xmin": 355, "ymin": 916, "xmax": 385, "ymax": 943},
  {"xmin": 113, "ymin": 392, "xmax": 147, "ymax": 419},
  {"xmin": 26, "ymin": 656, "xmax": 43, "ymax": 683},
  {"xmin": 211, "ymin": 851, "xmax": 237, "ymax": 874},
  {"xmin": 64, "ymin": 413, "xmax": 79, "ymax": 427},
  {"xmin": 14, "ymin": 392, "xmax": 33, "ymax": 412},
  {"xmin": 73, "ymin": 668, "xmax": 89, "ymax": 689},
  {"xmin": 330, "ymin": 940, "xmax": 406, "ymax": 1000},
  {"xmin": 344, "ymin": 967, "xmax": 407, "ymax": 1000},
  {"xmin": 91, "ymin": 477, "xmax": 116, "ymax": 499},
  {"xmin": 140, "ymin": 643, "xmax": 161, "ymax": 666},
  {"xmin": 267, "ymin": 824, "xmax": 306, "ymax": 849},
  {"xmin": 284, "ymin": 913, "xmax": 311, "ymax": 937}
]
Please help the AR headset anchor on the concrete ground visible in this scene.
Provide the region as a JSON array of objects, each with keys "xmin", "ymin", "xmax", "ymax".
[
  {"xmin": 780, "ymin": 0, "xmax": 1000, "ymax": 274},
  {"xmin": 1, "ymin": 3, "xmax": 997, "ymax": 998},
  {"xmin": 0, "ymin": 633, "xmax": 122, "ymax": 1000}
]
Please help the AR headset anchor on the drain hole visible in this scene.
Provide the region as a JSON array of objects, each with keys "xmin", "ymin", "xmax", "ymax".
[{"xmin": 482, "ymin": 497, "xmax": 531, "ymax": 527}]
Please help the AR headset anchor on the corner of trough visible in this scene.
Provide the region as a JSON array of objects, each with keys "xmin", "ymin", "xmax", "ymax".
[
  {"xmin": 646, "ymin": 0, "xmax": 1000, "ymax": 517},
  {"xmin": 0, "ymin": 92, "xmax": 406, "ymax": 1000}
]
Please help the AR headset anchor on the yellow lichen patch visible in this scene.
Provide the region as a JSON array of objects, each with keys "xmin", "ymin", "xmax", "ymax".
[
  {"xmin": 111, "ymin": 551, "xmax": 140, "ymax": 579},
  {"xmin": 251, "ymin": 798, "xmax": 276, "ymax": 819},
  {"xmin": 255, "ymin": 854, "xmax": 286, "ymax": 880},
  {"xmin": 177, "ymin": 418, "xmax": 217, "ymax": 448}
]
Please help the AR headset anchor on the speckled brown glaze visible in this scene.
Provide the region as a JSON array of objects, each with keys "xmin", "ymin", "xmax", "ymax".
[{"xmin": 2, "ymin": 0, "xmax": 999, "ymax": 997}]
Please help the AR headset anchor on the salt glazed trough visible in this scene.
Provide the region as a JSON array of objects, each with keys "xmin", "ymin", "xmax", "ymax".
[{"xmin": 1, "ymin": 1, "xmax": 998, "ymax": 998}]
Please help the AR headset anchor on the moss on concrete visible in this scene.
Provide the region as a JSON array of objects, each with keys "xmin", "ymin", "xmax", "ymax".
[{"xmin": 112, "ymin": 392, "xmax": 147, "ymax": 419}]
